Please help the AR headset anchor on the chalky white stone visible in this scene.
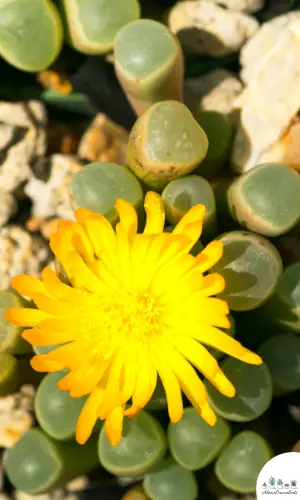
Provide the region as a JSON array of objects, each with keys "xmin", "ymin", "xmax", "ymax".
[
  {"xmin": 210, "ymin": 0, "xmax": 264, "ymax": 13},
  {"xmin": 25, "ymin": 154, "xmax": 84, "ymax": 221},
  {"xmin": 184, "ymin": 69, "xmax": 243, "ymax": 116},
  {"xmin": 0, "ymin": 227, "xmax": 50, "ymax": 291},
  {"xmin": 232, "ymin": 19, "xmax": 300, "ymax": 173},
  {"xmin": 240, "ymin": 11, "xmax": 300, "ymax": 83},
  {"xmin": 169, "ymin": 0, "xmax": 259, "ymax": 56},
  {"xmin": 0, "ymin": 101, "xmax": 47, "ymax": 192}
]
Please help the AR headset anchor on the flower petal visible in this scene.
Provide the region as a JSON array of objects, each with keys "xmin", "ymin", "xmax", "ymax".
[
  {"xmin": 105, "ymin": 405, "xmax": 124, "ymax": 446},
  {"xmin": 195, "ymin": 240, "xmax": 223, "ymax": 272},
  {"xmin": 76, "ymin": 388, "xmax": 103, "ymax": 444},
  {"xmin": 11, "ymin": 275, "xmax": 47, "ymax": 298},
  {"xmin": 144, "ymin": 192, "xmax": 165, "ymax": 235},
  {"xmin": 4, "ymin": 308, "xmax": 48, "ymax": 326}
]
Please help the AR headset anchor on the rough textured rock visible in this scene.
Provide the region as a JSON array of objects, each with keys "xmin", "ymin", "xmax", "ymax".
[
  {"xmin": 232, "ymin": 19, "xmax": 300, "ymax": 173},
  {"xmin": 0, "ymin": 227, "xmax": 50, "ymax": 291},
  {"xmin": 240, "ymin": 11, "xmax": 300, "ymax": 83},
  {"xmin": 25, "ymin": 154, "xmax": 85, "ymax": 221},
  {"xmin": 0, "ymin": 385, "xmax": 35, "ymax": 448},
  {"xmin": 210, "ymin": 0, "xmax": 264, "ymax": 12},
  {"xmin": 0, "ymin": 190, "xmax": 17, "ymax": 227},
  {"xmin": 168, "ymin": 0, "xmax": 259, "ymax": 56},
  {"xmin": 78, "ymin": 113, "xmax": 128, "ymax": 164},
  {"xmin": 0, "ymin": 101, "xmax": 47, "ymax": 192},
  {"xmin": 258, "ymin": 116, "xmax": 300, "ymax": 170},
  {"xmin": 184, "ymin": 69, "xmax": 243, "ymax": 117}
]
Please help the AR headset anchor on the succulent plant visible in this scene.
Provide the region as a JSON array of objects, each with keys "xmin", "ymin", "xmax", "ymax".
[
  {"xmin": 114, "ymin": 19, "xmax": 184, "ymax": 116},
  {"xmin": 168, "ymin": 407, "xmax": 231, "ymax": 470},
  {"xmin": 258, "ymin": 263, "xmax": 300, "ymax": 333},
  {"xmin": 143, "ymin": 458, "xmax": 198, "ymax": 500},
  {"xmin": 211, "ymin": 231, "xmax": 283, "ymax": 311},
  {"xmin": 98, "ymin": 411, "xmax": 167, "ymax": 477},
  {"xmin": 0, "ymin": 0, "xmax": 63, "ymax": 72},
  {"xmin": 205, "ymin": 357, "xmax": 273, "ymax": 422},
  {"xmin": 60, "ymin": 0, "xmax": 141, "ymax": 55},
  {"xmin": 0, "ymin": 291, "xmax": 30, "ymax": 354},
  {"xmin": 70, "ymin": 161, "xmax": 144, "ymax": 225},
  {"xmin": 227, "ymin": 163, "xmax": 300, "ymax": 237},
  {"xmin": 4, "ymin": 428, "xmax": 99, "ymax": 494},
  {"xmin": 258, "ymin": 334, "xmax": 300, "ymax": 395},
  {"xmin": 194, "ymin": 111, "xmax": 233, "ymax": 179},
  {"xmin": 0, "ymin": 352, "xmax": 19, "ymax": 396},
  {"xmin": 162, "ymin": 175, "xmax": 217, "ymax": 242},
  {"xmin": 126, "ymin": 101, "xmax": 208, "ymax": 190},
  {"xmin": 35, "ymin": 370, "xmax": 89, "ymax": 440},
  {"xmin": 215, "ymin": 431, "xmax": 273, "ymax": 493}
]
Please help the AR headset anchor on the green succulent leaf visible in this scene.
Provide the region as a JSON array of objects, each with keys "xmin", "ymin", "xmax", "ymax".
[
  {"xmin": 60, "ymin": 0, "xmax": 140, "ymax": 55},
  {"xmin": 0, "ymin": 0, "xmax": 63, "ymax": 72},
  {"xmin": 228, "ymin": 163, "xmax": 300, "ymax": 237},
  {"xmin": 70, "ymin": 162, "xmax": 144, "ymax": 224},
  {"xmin": 162, "ymin": 175, "xmax": 217, "ymax": 242},
  {"xmin": 0, "ymin": 352, "xmax": 19, "ymax": 397},
  {"xmin": 35, "ymin": 371, "xmax": 88, "ymax": 441},
  {"xmin": 205, "ymin": 357, "xmax": 273, "ymax": 422},
  {"xmin": 212, "ymin": 231, "xmax": 283, "ymax": 311},
  {"xmin": 215, "ymin": 431, "xmax": 273, "ymax": 493},
  {"xmin": 115, "ymin": 20, "xmax": 184, "ymax": 116},
  {"xmin": 168, "ymin": 407, "xmax": 231, "ymax": 470},
  {"xmin": 4, "ymin": 428, "xmax": 98, "ymax": 494},
  {"xmin": 127, "ymin": 101, "xmax": 208, "ymax": 190},
  {"xmin": 98, "ymin": 410, "xmax": 167, "ymax": 477},
  {"xmin": 258, "ymin": 334, "xmax": 300, "ymax": 395},
  {"xmin": 143, "ymin": 458, "xmax": 198, "ymax": 500},
  {"xmin": 258, "ymin": 263, "xmax": 300, "ymax": 333},
  {"xmin": 0, "ymin": 291, "xmax": 30, "ymax": 354}
]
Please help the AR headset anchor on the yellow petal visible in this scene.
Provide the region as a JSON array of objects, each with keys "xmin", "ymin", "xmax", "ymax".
[
  {"xmin": 22, "ymin": 328, "xmax": 76, "ymax": 346},
  {"xmin": 4, "ymin": 308, "xmax": 48, "ymax": 326},
  {"xmin": 155, "ymin": 354, "xmax": 183, "ymax": 423},
  {"xmin": 195, "ymin": 240, "xmax": 223, "ymax": 272},
  {"xmin": 11, "ymin": 275, "xmax": 47, "ymax": 298},
  {"xmin": 105, "ymin": 405, "xmax": 124, "ymax": 446},
  {"xmin": 199, "ymin": 401, "xmax": 217, "ymax": 426},
  {"xmin": 193, "ymin": 326, "xmax": 262, "ymax": 365},
  {"xmin": 125, "ymin": 360, "xmax": 157, "ymax": 418},
  {"xmin": 196, "ymin": 273, "xmax": 226, "ymax": 297},
  {"xmin": 176, "ymin": 337, "xmax": 235, "ymax": 397},
  {"xmin": 81, "ymin": 215, "xmax": 117, "ymax": 268},
  {"xmin": 173, "ymin": 205, "xmax": 205, "ymax": 245},
  {"xmin": 115, "ymin": 198, "xmax": 138, "ymax": 237},
  {"xmin": 31, "ymin": 354, "xmax": 63, "ymax": 373},
  {"xmin": 144, "ymin": 192, "xmax": 165, "ymax": 235},
  {"xmin": 76, "ymin": 388, "xmax": 103, "ymax": 444},
  {"xmin": 42, "ymin": 267, "xmax": 98, "ymax": 306}
]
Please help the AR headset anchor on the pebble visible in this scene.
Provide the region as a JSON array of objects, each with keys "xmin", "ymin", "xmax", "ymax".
[
  {"xmin": 0, "ymin": 226, "xmax": 50, "ymax": 291},
  {"xmin": 78, "ymin": 113, "xmax": 128, "ymax": 164},
  {"xmin": 258, "ymin": 116, "xmax": 300, "ymax": 170},
  {"xmin": 122, "ymin": 486, "xmax": 149, "ymax": 500},
  {"xmin": 66, "ymin": 477, "xmax": 89, "ymax": 492},
  {"xmin": 168, "ymin": 0, "xmax": 259, "ymax": 56},
  {"xmin": 210, "ymin": 0, "xmax": 264, "ymax": 12},
  {"xmin": 231, "ymin": 19, "xmax": 300, "ymax": 173},
  {"xmin": 0, "ymin": 190, "xmax": 17, "ymax": 227},
  {"xmin": 0, "ymin": 101, "xmax": 47, "ymax": 192},
  {"xmin": 24, "ymin": 154, "xmax": 85, "ymax": 222},
  {"xmin": 240, "ymin": 11, "xmax": 300, "ymax": 83},
  {"xmin": 0, "ymin": 385, "xmax": 35, "ymax": 448},
  {"xmin": 14, "ymin": 490, "xmax": 65, "ymax": 500},
  {"xmin": 184, "ymin": 69, "xmax": 243, "ymax": 117}
]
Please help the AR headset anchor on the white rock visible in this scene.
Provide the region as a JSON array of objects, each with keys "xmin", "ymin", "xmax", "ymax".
[
  {"xmin": 241, "ymin": 11, "xmax": 300, "ymax": 83},
  {"xmin": 184, "ymin": 69, "xmax": 243, "ymax": 116},
  {"xmin": 0, "ymin": 385, "xmax": 35, "ymax": 448},
  {"xmin": 0, "ymin": 101, "xmax": 47, "ymax": 192},
  {"xmin": 25, "ymin": 154, "xmax": 84, "ymax": 221},
  {"xmin": 0, "ymin": 226, "xmax": 50, "ymax": 291},
  {"xmin": 210, "ymin": 0, "xmax": 264, "ymax": 13},
  {"xmin": 168, "ymin": 0, "xmax": 259, "ymax": 56},
  {"xmin": 232, "ymin": 19, "xmax": 300, "ymax": 173},
  {"xmin": 0, "ymin": 189, "xmax": 16, "ymax": 227}
]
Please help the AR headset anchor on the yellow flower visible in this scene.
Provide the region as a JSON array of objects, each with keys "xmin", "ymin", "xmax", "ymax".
[{"xmin": 5, "ymin": 192, "xmax": 261, "ymax": 446}]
